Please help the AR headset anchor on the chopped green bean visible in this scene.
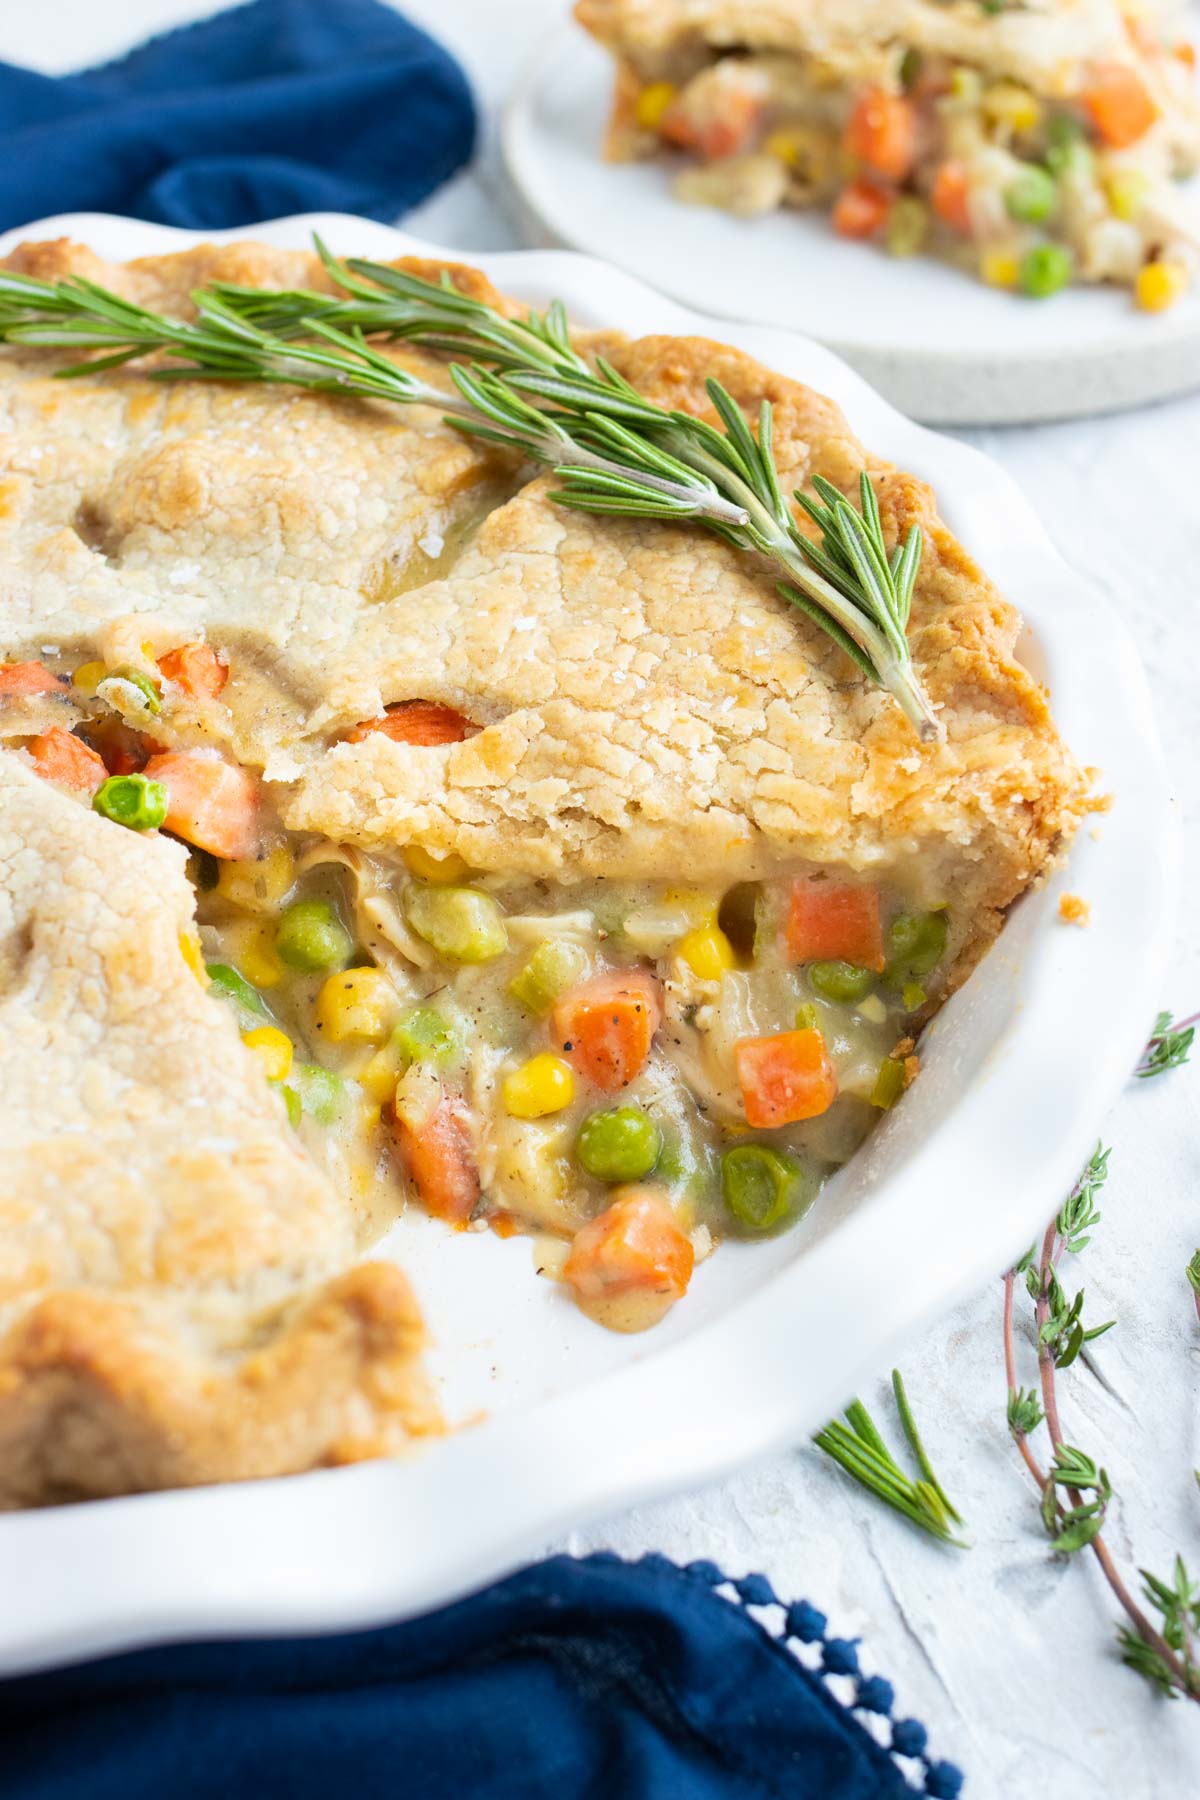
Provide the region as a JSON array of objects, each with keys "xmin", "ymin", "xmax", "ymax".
[
  {"xmin": 509, "ymin": 937, "xmax": 589, "ymax": 1012},
  {"xmin": 406, "ymin": 885, "xmax": 507, "ymax": 962}
]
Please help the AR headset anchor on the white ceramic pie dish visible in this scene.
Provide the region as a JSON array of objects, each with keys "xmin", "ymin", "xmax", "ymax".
[
  {"xmin": 0, "ymin": 210, "xmax": 1176, "ymax": 1677},
  {"xmin": 503, "ymin": 26, "xmax": 1200, "ymax": 425}
]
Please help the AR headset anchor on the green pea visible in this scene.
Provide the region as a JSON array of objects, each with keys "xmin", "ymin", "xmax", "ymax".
[
  {"xmin": 809, "ymin": 960, "xmax": 875, "ymax": 1004},
  {"xmin": 721, "ymin": 1144, "xmax": 815, "ymax": 1234},
  {"xmin": 92, "ymin": 772, "xmax": 168, "ymax": 832},
  {"xmin": 406, "ymin": 885, "xmax": 507, "ymax": 962},
  {"xmin": 104, "ymin": 666, "xmax": 161, "ymax": 715},
  {"xmin": 275, "ymin": 899, "xmax": 353, "ymax": 972},
  {"xmin": 1020, "ymin": 243, "xmax": 1073, "ymax": 298},
  {"xmin": 509, "ymin": 938, "xmax": 590, "ymax": 1013},
  {"xmin": 902, "ymin": 981, "xmax": 927, "ymax": 1013},
  {"xmin": 576, "ymin": 1106, "xmax": 662, "ymax": 1183},
  {"xmin": 871, "ymin": 1058, "xmax": 908, "ymax": 1110},
  {"xmin": 1005, "ymin": 165, "xmax": 1057, "ymax": 224},
  {"xmin": 288, "ymin": 1060, "xmax": 351, "ymax": 1126},
  {"xmin": 886, "ymin": 911, "xmax": 948, "ymax": 978},
  {"xmin": 393, "ymin": 1004, "xmax": 460, "ymax": 1069},
  {"xmin": 899, "ymin": 47, "xmax": 922, "ymax": 90},
  {"xmin": 206, "ymin": 961, "xmax": 270, "ymax": 1026}
]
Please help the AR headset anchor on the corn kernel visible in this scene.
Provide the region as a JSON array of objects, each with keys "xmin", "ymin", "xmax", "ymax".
[
  {"xmin": 1106, "ymin": 170, "xmax": 1149, "ymax": 221},
  {"xmin": 982, "ymin": 82, "xmax": 1042, "ymax": 134},
  {"xmin": 676, "ymin": 924, "xmax": 737, "ymax": 981},
  {"xmin": 764, "ymin": 128, "xmax": 803, "ymax": 166},
  {"xmin": 225, "ymin": 919, "xmax": 286, "ymax": 989},
  {"xmin": 72, "ymin": 660, "xmax": 107, "ymax": 696},
  {"xmin": 662, "ymin": 888, "xmax": 720, "ymax": 927},
  {"xmin": 502, "ymin": 1053, "xmax": 576, "ymax": 1119},
  {"xmin": 1135, "ymin": 261, "xmax": 1188, "ymax": 312},
  {"xmin": 217, "ymin": 843, "xmax": 295, "ymax": 912},
  {"xmin": 359, "ymin": 1037, "xmax": 406, "ymax": 1103},
  {"xmin": 980, "ymin": 249, "xmax": 1020, "ymax": 289},
  {"xmin": 403, "ymin": 843, "xmax": 470, "ymax": 884},
  {"xmin": 635, "ymin": 80, "xmax": 676, "ymax": 131},
  {"xmin": 242, "ymin": 1025, "xmax": 293, "ymax": 1082},
  {"xmin": 178, "ymin": 931, "xmax": 209, "ymax": 985},
  {"xmin": 315, "ymin": 966, "xmax": 398, "ymax": 1044}
]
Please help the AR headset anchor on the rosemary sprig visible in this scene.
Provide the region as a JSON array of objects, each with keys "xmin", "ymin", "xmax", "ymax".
[
  {"xmin": 0, "ymin": 242, "xmax": 939, "ymax": 740},
  {"xmin": 1135, "ymin": 1010, "xmax": 1197, "ymax": 1079},
  {"xmin": 813, "ymin": 1370, "xmax": 967, "ymax": 1547}
]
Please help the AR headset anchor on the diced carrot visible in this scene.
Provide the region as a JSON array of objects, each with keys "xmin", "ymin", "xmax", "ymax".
[
  {"xmin": 142, "ymin": 750, "xmax": 261, "ymax": 860},
  {"xmin": 27, "ymin": 725, "xmax": 106, "ymax": 793},
  {"xmin": 552, "ymin": 968, "xmax": 662, "ymax": 1093},
  {"xmin": 564, "ymin": 1189, "xmax": 694, "ymax": 1312},
  {"xmin": 832, "ymin": 178, "xmax": 893, "ymax": 239},
  {"xmin": 845, "ymin": 86, "xmax": 918, "ymax": 182},
  {"xmin": 1082, "ymin": 63, "xmax": 1160, "ymax": 147},
  {"xmin": 392, "ymin": 1095, "xmax": 479, "ymax": 1228},
  {"xmin": 0, "ymin": 661, "xmax": 65, "ymax": 697},
  {"xmin": 1175, "ymin": 43, "xmax": 1196, "ymax": 71},
  {"xmin": 932, "ymin": 161, "xmax": 973, "ymax": 234},
  {"xmin": 346, "ymin": 700, "xmax": 475, "ymax": 746},
  {"xmin": 158, "ymin": 642, "xmax": 228, "ymax": 701},
  {"xmin": 661, "ymin": 86, "xmax": 762, "ymax": 160},
  {"xmin": 785, "ymin": 877, "xmax": 885, "ymax": 971},
  {"xmin": 734, "ymin": 1028, "xmax": 838, "ymax": 1128}
]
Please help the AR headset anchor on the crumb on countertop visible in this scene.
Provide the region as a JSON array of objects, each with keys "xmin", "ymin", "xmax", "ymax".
[{"xmin": 1059, "ymin": 893, "xmax": 1091, "ymax": 926}]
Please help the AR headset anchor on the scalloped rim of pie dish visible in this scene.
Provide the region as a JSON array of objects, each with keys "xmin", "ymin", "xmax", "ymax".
[{"xmin": 0, "ymin": 212, "xmax": 1175, "ymax": 1678}]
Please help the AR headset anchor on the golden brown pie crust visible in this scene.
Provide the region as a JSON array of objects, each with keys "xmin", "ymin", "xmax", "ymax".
[{"xmin": 0, "ymin": 237, "xmax": 1088, "ymax": 1506}]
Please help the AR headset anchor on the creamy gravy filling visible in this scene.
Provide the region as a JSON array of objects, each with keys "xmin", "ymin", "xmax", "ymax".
[{"xmin": 194, "ymin": 836, "xmax": 949, "ymax": 1332}]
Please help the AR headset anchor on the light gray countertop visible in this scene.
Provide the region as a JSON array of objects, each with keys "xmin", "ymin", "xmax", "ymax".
[{"xmin": 10, "ymin": 1, "xmax": 1200, "ymax": 1789}]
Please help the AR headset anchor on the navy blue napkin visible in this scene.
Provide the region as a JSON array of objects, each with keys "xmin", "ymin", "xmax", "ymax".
[
  {"xmin": 0, "ymin": 1553, "xmax": 962, "ymax": 1799},
  {"xmin": 0, "ymin": 0, "xmax": 476, "ymax": 233}
]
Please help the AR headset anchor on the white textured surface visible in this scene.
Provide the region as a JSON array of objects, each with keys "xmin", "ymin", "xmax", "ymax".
[{"xmin": 7, "ymin": 2, "xmax": 1200, "ymax": 1791}]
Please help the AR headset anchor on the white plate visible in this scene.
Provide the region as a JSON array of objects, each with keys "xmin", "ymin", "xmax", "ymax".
[
  {"xmin": 503, "ymin": 27, "xmax": 1200, "ymax": 425},
  {"xmin": 0, "ymin": 210, "xmax": 1176, "ymax": 1676}
]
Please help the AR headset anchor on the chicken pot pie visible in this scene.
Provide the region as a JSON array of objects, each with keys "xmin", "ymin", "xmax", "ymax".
[
  {"xmin": 577, "ymin": 0, "xmax": 1200, "ymax": 306},
  {"xmin": 0, "ymin": 235, "xmax": 1086, "ymax": 1505}
]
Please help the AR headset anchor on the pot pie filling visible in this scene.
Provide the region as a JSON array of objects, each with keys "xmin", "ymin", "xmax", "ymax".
[
  {"xmin": 0, "ymin": 237, "xmax": 1088, "ymax": 1501},
  {"xmin": 577, "ymin": 0, "xmax": 1200, "ymax": 306},
  {"xmin": 9, "ymin": 653, "xmax": 949, "ymax": 1337}
]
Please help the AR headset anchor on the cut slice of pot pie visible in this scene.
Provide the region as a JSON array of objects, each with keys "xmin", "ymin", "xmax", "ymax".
[
  {"xmin": 0, "ymin": 236, "xmax": 1087, "ymax": 1503},
  {"xmin": 576, "ymin": 0, "xmax": 1200, "ymax": 305}
]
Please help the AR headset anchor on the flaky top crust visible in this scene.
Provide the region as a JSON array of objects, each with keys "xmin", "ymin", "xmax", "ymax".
[
  {"xmin": 0, "ymin": 235, "xmax": 1087, "ymax": 1504},
  {"xmin": 578, "ymin": 0, "xmax": 1200, "ymax": 126}
]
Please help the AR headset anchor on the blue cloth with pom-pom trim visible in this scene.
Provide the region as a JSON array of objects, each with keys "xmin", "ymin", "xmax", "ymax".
[
  {"xmin": 0, "ymin": 0, "xmax": 475, "ymax": 234},
  {"xmin": 0, "ymin": 1552, "xmax": 962, "ymax": 1798}
]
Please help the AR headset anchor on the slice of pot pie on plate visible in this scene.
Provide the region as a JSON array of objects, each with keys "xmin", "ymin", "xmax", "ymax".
[
  {"xmin": 577, "ymin": 0, "xmax": 1200, "ymax": 306},
  {"xmin": 0, "ymin": 235, "xmax": 1087, "ymax": 1503}
]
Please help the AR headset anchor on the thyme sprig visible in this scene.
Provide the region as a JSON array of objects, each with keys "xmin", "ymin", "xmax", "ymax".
[
  {"xmin": 1135, "ymin": 1010, "xmax": 1197, "ymax": 1079},
  {"xmin": 813, "ymin": 1370, "xmax": 967, "ymax": 1547},
  {"xmin": 1003, "ymin": 1117, "xmax": 1200, "ymax": 1699},
  {"xmin": 0, "ymin": 241, "xmax": 939, "ymax": 739}
]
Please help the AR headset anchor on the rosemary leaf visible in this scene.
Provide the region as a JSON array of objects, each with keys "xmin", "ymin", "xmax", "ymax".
[{"xmin": 0, "ymin": 238, "xmax": 940, "ymax": 740}]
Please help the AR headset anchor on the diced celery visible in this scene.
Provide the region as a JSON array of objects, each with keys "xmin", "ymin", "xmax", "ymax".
[
  {"xmin": 206, "ymin": 962, "xmax": 270, "ymax": 1027},
  {"xmin": 289, "ymin": 1061, "xmax": 352, "ymax": 1126}
]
